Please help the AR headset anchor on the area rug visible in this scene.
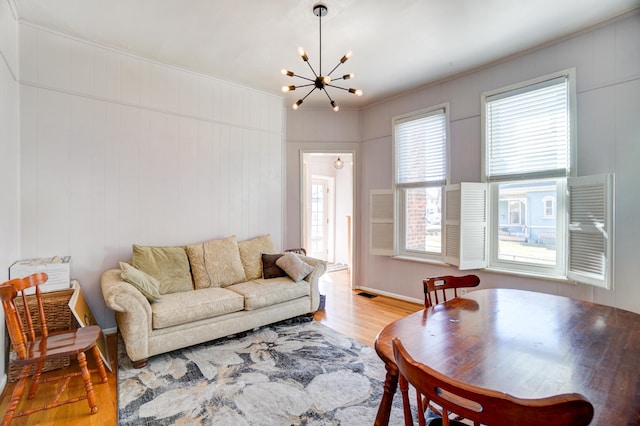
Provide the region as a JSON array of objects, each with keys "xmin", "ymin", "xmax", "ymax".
[{"xmin": 117, "ymin": 319, "xmax": 408, "ymax": 425}]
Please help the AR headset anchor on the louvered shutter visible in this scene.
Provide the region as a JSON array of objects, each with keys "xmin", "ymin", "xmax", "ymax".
[
  {"xmin": 445, "ymin": 183, "xmax": 488, "ymax": 269},
  {"xmin": 567, "ymin": 174, "xmax": 614, "ymax": 289},
  {"xmin": 370, "ymin": 190, "xmax": 394, "ymax": 256}
]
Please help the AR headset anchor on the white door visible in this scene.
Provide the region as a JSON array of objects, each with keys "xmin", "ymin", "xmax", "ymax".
[{"xmin": 310, "ymin": 178, "xmax": 330, "ymax": 260}]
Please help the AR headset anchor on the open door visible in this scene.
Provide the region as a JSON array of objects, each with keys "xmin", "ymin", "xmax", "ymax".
[{"xmin": 302, "ymin": 152, "xmax": 354, "ymax": 288}]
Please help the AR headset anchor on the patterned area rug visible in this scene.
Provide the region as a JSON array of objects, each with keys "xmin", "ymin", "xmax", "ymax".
[{"xmin": 118, "ymin": 319, "xmax": 408, "ymax": 425}]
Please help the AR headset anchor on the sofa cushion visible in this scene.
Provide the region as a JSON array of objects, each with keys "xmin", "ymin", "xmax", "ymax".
[
  {"xmin": 186, "ymin": 235, "xmax": 247, "ymax": 289},
  {"xmin": 151, "ymin": 287, "xmax": 244, "ymax": 329},
  {"xmin": 276, "ymin": 252, "xmax": 315, "ymax": 282},
  {"xmin": 261, "ymin": 253, "xmax": 286, "ymax": 279},
  {"xmin": 131, "ymin": 245, "xmax": 193, "ymax": 295},
  {"xmin": 119, "ymin": 262, "xmax": 162, "ymax": 302},
  {"xmin": 227, "ymin": 277, "xmax": 310, "ymax": 311},
  {"xmin": 238, "ymin": 234, "xmax": 277, "ymax": 280}
]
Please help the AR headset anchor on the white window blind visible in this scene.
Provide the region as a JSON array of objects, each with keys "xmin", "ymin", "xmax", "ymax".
[
  {"xmin": 395, "ymin": 109, "xmax": 446, "ymax": 186},
  {"xmin": 486, "ymin": 76, "xmax": 569, "ymax": 181}
]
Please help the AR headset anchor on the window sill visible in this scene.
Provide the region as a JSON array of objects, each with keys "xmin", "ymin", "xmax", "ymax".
[
  {"xmin": 483, "ymin": 266, "xmax": 576, "ymax": 285},
  {"xmin": 391, "ymin": 255, "xmax": 449, "ymax": 266}
]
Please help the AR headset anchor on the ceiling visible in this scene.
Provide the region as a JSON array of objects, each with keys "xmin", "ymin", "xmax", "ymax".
[{"xmin": 13, "ymin": 0, "xmax": 640, "ymax": 109}]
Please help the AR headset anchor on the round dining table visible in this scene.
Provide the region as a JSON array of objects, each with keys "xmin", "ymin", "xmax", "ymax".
[{"xmin": 374, "ymin": 288, "xmax": 640, "ymax": 425}]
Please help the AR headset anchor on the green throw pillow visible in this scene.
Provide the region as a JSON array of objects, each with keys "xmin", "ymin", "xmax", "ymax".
[
  {"xmin": 119, "ymin": 262, "xmax": 162, "ymax": 302},
  {"xmin": 131, "ymin": 245, "xmax": 193, "ymax": 294}
]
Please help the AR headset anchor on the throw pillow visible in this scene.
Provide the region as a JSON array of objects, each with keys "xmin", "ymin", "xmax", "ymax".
[
  {"xmin": 276, "ymin": 252, "xmax": 314, "ymax": 282},
  {"xmin": 131, "ymin": 245, "xmax": 193, "ymax": 295},
  {"xmin": 186, "ymin": 235, "xmax": 247, "ymax": 289},
  {"xmin": 261, "ymin": 253, "xmax": 286, "ymax": 279},
  {"xmin": 119, "ymin": 262, "xmax": 161, "ymax": 302},
  {"xmin": 238, "ymin": 234, "xmax": 277, "ymax": 280}
]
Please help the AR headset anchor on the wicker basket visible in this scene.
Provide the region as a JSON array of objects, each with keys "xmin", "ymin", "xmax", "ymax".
[{"xmin": 8, "ymin": 288, "xmax": 75, "ymax": 382}]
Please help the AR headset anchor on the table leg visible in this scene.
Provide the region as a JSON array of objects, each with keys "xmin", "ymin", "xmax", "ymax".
[{"xmin": 374, "ymin": 362, "xmax": 399, "ymax": 426}]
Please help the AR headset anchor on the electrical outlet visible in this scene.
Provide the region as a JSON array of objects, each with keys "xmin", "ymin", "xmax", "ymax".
[{"xmin": 459, "ymin": 288, "xmax": 468, "ymax": 296}]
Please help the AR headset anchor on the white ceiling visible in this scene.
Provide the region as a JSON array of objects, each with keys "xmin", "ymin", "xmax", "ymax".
[{"xmin": 13, "ymin": 0, "xmax": 640, "ymax": 109}]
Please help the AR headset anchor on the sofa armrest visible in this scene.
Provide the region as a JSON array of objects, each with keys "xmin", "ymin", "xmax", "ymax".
[
  {"xmin": 100, "ymin": 268, "xmax": 152, "ymax": 361},
  {"xmin": 299, "ymin": 255, "xmax": 327, "ymax": 311}
]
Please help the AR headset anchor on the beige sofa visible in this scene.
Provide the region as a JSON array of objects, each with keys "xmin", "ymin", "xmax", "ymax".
[{"xmin": 101, "ymin": 235, "xmax": 326, "ymax": 367}]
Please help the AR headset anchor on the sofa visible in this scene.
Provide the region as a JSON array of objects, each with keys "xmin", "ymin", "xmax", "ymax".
[{"xmin": 101, "ymin": 235, "xmax": 326, "ymax": 367}]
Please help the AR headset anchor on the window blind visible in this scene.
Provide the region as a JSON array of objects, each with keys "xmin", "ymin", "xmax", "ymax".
[
  {"xmin": 395, "ymin": 109, "xmax": 446, "ymax": 186},
  {"xmin": 486, "ymin": 77, "xmax": 569, "ymax": 181}
]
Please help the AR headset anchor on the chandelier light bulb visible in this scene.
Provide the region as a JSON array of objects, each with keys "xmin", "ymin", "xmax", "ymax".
[
  {"xmin": 298, "ymin": 47, "xmax": 308, "ymax": 62},
  {"xmin": 349, "ymin": 88, "xmax": 364, "ymax": 96},
  {"xmin": 331, "ymin": 101, "xmax": 339, "ymax": 112},
  {"xmin": 282, "ymin": 85, "xmax": 296, "ymax": 93},
  {"xmin": 293, "ymin": 99, "xmax": 303, "ymax": 110},
  {"xmin": 281, "ymin": 68, "xmax": 294, "ymax": 77},
  {"xmin": 340, "ymin": 50, "xmax": 353, "ymax": 63},
  {"xmin": 322, "ymin": 76, "xmax": 331, "ymax": 84},
  {"xmin": 343, "ymin": 73, "xmax": 354, "ymax": 80}
]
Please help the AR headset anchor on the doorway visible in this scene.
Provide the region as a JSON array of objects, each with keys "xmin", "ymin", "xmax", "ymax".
[{"xmin": 301, "ymin": 152, "xmax": 354, "ymax": 288}]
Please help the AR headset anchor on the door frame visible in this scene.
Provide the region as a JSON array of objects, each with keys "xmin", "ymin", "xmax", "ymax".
[{"xmin": 300, "ymin": 150, "xmax": 356, "ymax": 289}]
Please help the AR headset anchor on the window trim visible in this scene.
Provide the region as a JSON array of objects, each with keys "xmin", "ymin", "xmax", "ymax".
[{"xmin": 392, "ymin": 103, "xmax": 450, "ymax": 261}]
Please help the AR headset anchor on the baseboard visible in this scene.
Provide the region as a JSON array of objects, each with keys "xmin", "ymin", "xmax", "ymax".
[
  {"xmin": 355, "ymin": 286, "xmax": 423, "ymax": 305},
  {"xmin": 103, "ymin": 326, "xmax": 118, "ymax": 336}
]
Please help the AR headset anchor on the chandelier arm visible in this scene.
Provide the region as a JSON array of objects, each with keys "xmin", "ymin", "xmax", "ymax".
[
  {"xmin": 326, "ymin": 61, "xmax": 344, "ymax": 77},
  {"xmin": 304, "ymin": 60, "xmax": 319, "ymax": 79},
  {"xmin": 322, "ymin": 88, "xmax": 334, "ymax": 102},
  {"xmin": 292, "ymin": 75, "xmax": 316, "ymax": 83},
  {"xmin": 325, "ymin": 84, "xmax": 350, "ymax": 92},
  {"xmin": 300, "ymin": 87, "xmax": 317, "ymax": 102}
]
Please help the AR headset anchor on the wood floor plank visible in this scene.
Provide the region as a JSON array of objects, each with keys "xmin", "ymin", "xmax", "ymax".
[{"xmin": 0, "ymin": 269, "xmax": 421, "ymax": 424}]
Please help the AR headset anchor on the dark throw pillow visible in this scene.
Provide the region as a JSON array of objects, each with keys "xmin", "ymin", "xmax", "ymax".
[{"xmin": 262, "ymin": 253, "xmax": 286, "ymax": 279}]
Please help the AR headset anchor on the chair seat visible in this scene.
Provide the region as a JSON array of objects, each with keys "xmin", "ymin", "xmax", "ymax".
[{"xmin": 10, "ymin": 325, "xmax": 102, "ymax": 364}]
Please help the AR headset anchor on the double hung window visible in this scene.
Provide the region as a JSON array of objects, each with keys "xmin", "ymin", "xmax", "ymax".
[
  {"xmin": 393, "ymin": 105, "xmax": 448, "ymax": 261},
  {"xmin": 482, "ymin": 69, "xmax": 613, "ymax": 288}
]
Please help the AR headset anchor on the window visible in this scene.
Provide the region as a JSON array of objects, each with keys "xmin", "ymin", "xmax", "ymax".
[
  {"xmin": 480, "ymin": 69, "xmax": 613, "ymax": 289},
  {"xmin": 543, "ymin": 196, "xmax": 555, "ymax": 218},
  {"xmin": 483, "ymin": 70, "xmax": 575, "ymax": 277},
  {"xmin": 393, "ymin": 105, "xmax": 448, "ymax": 260}
]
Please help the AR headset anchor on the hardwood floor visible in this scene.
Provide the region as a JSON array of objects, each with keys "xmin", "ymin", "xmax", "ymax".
[{"xmin": 0, "ymin": 269, "xmax": 422, "ymax": 425}]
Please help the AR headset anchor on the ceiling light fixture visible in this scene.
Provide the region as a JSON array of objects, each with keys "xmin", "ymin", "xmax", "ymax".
[
  {"xmin": 281, "ymin": 3, "xmax": 362, "ymax": 112},
  {"xmin": 334, "ymin": 157, "xmax": 344, "ymax": 169}
]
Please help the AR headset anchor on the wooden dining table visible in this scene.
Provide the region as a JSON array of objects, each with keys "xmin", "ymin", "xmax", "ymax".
[{"xmin": 374, "ymin": 288, "xmax": 640, "ymax": 425}]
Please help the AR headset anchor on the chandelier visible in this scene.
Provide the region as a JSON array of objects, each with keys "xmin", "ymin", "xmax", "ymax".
[{"xmin": 281, "ymin": 3, "xmax": 362, "ymax": 112}]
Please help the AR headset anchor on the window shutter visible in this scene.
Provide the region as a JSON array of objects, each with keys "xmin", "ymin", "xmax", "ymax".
[
  {"xmin": 567, "ymin": 174, "xmax": 614, "ymax": 289},
  {"xmin": 485, "ymin": 76, "xmax": 570, "ymax": 181},
  {"xmin": 445, "ymin": 183, "xmax": 488, "ymax": 269},
  {"xmin": 370, "ymin": 190, "xmax": 394, "ymax": 256}
]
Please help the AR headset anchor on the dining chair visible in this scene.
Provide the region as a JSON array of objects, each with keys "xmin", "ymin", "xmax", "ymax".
[
  {"xmin": 392, "ymin": 337, "xmax": 594, "ymax": 426},
  {"xmin": 0, "ymin": 272, "xmax": 108, "ymax": 425},
  {"xmin": 422, "ymin": 274, "xmax": 480, "ymax": 308}
]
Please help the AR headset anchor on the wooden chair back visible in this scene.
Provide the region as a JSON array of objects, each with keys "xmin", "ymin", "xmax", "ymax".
[
  {"xmin": 423, "ymin": 274, "xmax": 480, "ymax": 308},
  {"xmin": 0, "ymin": 272, "xmax": 51, "ymax": 360},
  {"xmin": 392, "ymin": 338, "xmax": 594, "ymax": 426}
]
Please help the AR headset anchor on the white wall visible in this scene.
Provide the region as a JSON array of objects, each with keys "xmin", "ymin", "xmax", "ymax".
[
  {"xmin": 0, "ymin": 0, "xmax": 20, "ymax": 392},
  {"xmin": 18, "ymin": 23, "xmax": 285, "ymax": 330},
  {"xmin": 359, "ymin": 12, "xmax": 640, "ymax": 314}
]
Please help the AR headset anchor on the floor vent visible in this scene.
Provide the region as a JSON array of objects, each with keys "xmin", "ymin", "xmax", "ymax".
[{"xmin": 357, "ymin": 292, "xmax": 378, "ymax": 299}]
